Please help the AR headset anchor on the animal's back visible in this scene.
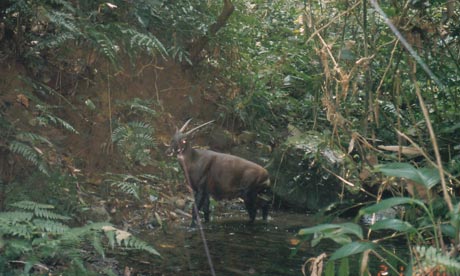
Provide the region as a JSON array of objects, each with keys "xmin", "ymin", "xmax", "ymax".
[{"xmin": 195, "ymin": 149, "xmax": 269, "ymax": 200}]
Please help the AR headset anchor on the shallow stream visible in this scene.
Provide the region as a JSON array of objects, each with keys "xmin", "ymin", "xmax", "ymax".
[
  {"xmin": 124, "ymin": 210, "xmax": 333, "ymax": 275},
  {"xmin": 125, "ymin": 209, "xmax": 404, "ymax": 276}
]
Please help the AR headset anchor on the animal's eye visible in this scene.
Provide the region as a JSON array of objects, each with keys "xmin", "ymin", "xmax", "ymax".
[{"xmin": 182, "ymin": 140, "xmax": 186, "ymax": 144}]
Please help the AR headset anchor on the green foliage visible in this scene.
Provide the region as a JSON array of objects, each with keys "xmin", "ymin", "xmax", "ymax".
[
  {"xmin": 112, "ymin": 121, "xmax": 156, "ymax": 166},
  {"xmin": 9, "ymin": 140, "xmax": 49, "ymax": 175},
  {"xmin": 104, "ymin": 173, "xmax": 141, "ymax": 199},
  {"xmin": 111, "ymin": 98, "xmax": 158, "ymax": 167},
  {"xmin": 0, "ymin": 201, "xmax": 159, "ymax": 275},
  {"xmin": 104, "ymin": 172, "xmax": 158, "ymax": 200},
  {"xmin": 375, "ymin": 163, "xmax": 441, "ymax": 190},
  {"xmin": 36, "ymin": 105, "xmax": 79, "ymax": 134},
  {"xmin": 414, "ymin": 246, "xmax": 460, "ymax": 274}
]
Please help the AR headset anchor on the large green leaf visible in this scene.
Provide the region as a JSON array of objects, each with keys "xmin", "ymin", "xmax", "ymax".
[
  {"xmin": 338, "ymin": 257, "xmax": 349, "ymax": 276},
  {"xmin": 299, "ymin": 223, "xmax": 363, "ymax": 239},
  {"xmin": 358, "ymin": 197, "xmax": 426, "ymax": 217},
  {"xmin": 339, "ymin": 223, "xmax": 364, "ymax": 240},
  {"xmin": 298, "ymin": 224, "xmax": 342, "ymax": 236},
  {"xmin": 370, "ymin": 218, "xmax": 416, "ymax": 233},
  {"xmin": 375, "ymin": 162, "xmax": 440, "ymax": 189},
  {"xmin": 330, "ymin": 242, "xmax": 375, "ymax": 261}
]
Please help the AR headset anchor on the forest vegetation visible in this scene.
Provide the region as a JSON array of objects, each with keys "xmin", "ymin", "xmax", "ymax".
[{"xmin": 0, "ymin": 0, "xmax": 459, "ymax": 275}]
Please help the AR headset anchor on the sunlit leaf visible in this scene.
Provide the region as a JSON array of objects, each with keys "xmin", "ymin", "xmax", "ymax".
[
  {"xmin": 338, "ymin": 222, "xmax": 363, "ymax": 240},
  {"xmin": 325, "ymin": 260, "xmax": 335, "ymax": 276},
  {"xmin": 370, "ymin": 218, "xmax": 416, "ymax": 233},
  {"xmin": 375, "ymin": 162, "xmax": 440, "ymax": 189},
  {"xmin": 338, "ymin": 257, "xmax": 349, "ymax": 276},
  {"xmin": 299, "ymin": 222, "xmax": 362, "ymax": 239},
  {"xmin": 330, "ymin": 235, "xmax": 352, "ymax": 245},
  {"xmin": 330, "ymin": 242, "xmax": 375, "ymax": 261},
  {"xmin": 359, "ymin": 197, "xmax": 425, "ymax": 217},
  {"xmin": 298, "ymin": 224, "xmax": 342, "ymax": 236}
]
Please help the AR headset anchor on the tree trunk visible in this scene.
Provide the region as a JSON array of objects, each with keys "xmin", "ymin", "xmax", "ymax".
[{"xmin": 189, "ymin": 0, "xmax": 235, "ymax": 65}]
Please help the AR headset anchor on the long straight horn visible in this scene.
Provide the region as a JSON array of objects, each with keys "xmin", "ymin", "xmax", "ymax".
[
  {"xmin": 185, "ymin": 120, "xmax": 215, "ymax": 135},
  {"xmin": 179, "ymin": 118, "xmax": 193, "ymax": 132}
]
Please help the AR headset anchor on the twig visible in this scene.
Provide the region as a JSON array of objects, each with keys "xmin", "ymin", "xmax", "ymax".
[
  {"xmin": 321, "ymin": 166, "xmax": 376, "ymax": 199},
  {"xmin": 9, "ymin": 260, "xmax": 49, "ymax": 271},
  {"xmin": 409, "ymin": 64, "xmax": 453, "ymax": 212},
  {"xmin": 177, "ymin": 154, "xmax": 216, "ymax": 276}
]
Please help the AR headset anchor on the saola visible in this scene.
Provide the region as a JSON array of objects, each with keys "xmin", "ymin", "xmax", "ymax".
[{"xmin": 168, "ymin": 119, "xmax": 271, "ymax": 226}]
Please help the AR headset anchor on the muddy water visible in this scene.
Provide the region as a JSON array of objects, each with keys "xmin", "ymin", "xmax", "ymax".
[{"xmin": 133, "ymin": 211, "xmax": 330, "ymax": 276}]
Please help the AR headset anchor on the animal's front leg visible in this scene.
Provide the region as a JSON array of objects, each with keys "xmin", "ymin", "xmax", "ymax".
[
  {"xmin": 244, "ymin": 190, "xmax": 257, "ymax": 223},
  {"xmin": 202, "ymin": 193, "xmax": 210, "ymax": 222},
  {"xmin": 191, "ymin": 189, "xmax": 206, "ymax": 227}
]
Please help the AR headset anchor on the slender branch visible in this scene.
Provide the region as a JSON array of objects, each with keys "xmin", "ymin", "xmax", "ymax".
[{"xmin": 408, "ymin": 64, "xmax": 453, "ymax": 212}]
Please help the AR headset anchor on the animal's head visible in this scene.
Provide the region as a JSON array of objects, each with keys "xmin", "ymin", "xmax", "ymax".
[{"xmin": 167, "ymin": 119, "xmax": 215, "ymax": 156}]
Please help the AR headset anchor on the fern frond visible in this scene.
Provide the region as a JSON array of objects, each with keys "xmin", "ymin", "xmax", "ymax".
[
  {"xmin": 34, "ymin": 208, "xmax": 71, "ymax": 221},
  {"xmin": 32, "ymin": 219, "xmax": 70, "ymax": 234},
  {"xmin": 0, "ymin": 211, "xmax": 34, "ymax": 223},
  {"xmin": 111, "ymin": 121, "xmax": 156, "ymax": 165},
  {"xmin": 36, "ymin": 112, "xmax": 78, "ymax": 134},
  {"xmin": 47, "ymin": 0, "xmax": 76, "ymax": 13},
  {"xmin": 120, "ymin": 28, "xmax": 167, "ymax": 58},
  {"xmin": 5, "ymin": 239, "xmax": 33, "ymax": 255},
  {"xmin": 169, "ymin": 45, "xmax": 192, "ymax": 65},
  {"xmin": 16, "ymin": 132, "xmax": 52, "ymax": 146},
  {"xmin": 91, "ymin": 232, "xmax": 105, "ymax": 258},
  {"xmin": 34, "ymin": 31, "xmax": 76, "ymax": 51},
  {"xmin": 129, "ymin": 102, "xmax": 157, "ymax": 116},
  {"xmin": 108, "ymin": 180, "xmax": 140, "ymax": 199},
  {"xmin": 86, "ymin": 27, "xmax": 119, "ymax": 68},
  {"xmin": 45, "ymin": 10, "xmax": 80, "ymax": 34},
  {"xmin": 9, "ymin": 141, "xmax": 49, "ymax": 174},
  {"xmin": 101, "ymin": 226, "xmax": 160, "ymax": 256},
  {"xmin": 415, "ymin": 246, "xmax": 460, "ymax": 274},
  {"xmin": 0, "ymin": 223, "xmax": 33, "ymax": 239},
  {"xmin": 11, "ymin": 200, "xmax": 70, "ymax": 220},
  {"xmin": 122, "ymin": 235, "xmax": 160, "ymax": 256},
  {"xmin": 10, "ymin": 200, "xmax": 54, "ymax": 211}
]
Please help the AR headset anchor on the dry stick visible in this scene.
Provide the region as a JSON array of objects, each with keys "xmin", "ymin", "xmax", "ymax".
[
  {"xmin": 107, "ymin": 64, "xmax": 113, "ymax": 153},
  {"xmin": 374, "ymin": 39, "xmax": 399, "ymax": 128},
  {"xmin": 177, "ymin": 154, "xmax": 216, "ymax": 276},
  {"xmin": 408, "ymin": 67, "xmax": 453, "ymax": 212}
]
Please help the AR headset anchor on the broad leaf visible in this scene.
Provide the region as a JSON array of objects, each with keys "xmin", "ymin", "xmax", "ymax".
[
  {"xmin": 299, "ymin": 223, "xmax": 363, "ymax": 239},
  {"xmin": 375, "ymin": 162, "xmax": 440, "ymax": 189},
  {"xmin": 338, "ymin": 222, "xmax": 364, "ymax": 240},
  {"xmin": 330, "ymin": 242, "xmax": 375, "ymax": 261},
  {"xmin": 338, "ymin": 257, "xmax": 349, "ymax": 276},
  {"xmin": 298, "ymin": 224, "xmax": 342, "ymax": 236},
  {"xmin": 358, "ymin": 197, "xmax": 426, "ymax": 217},
  {"xmin": 370, "ymin": 218, "xmax": 416, "ymax": 233}
]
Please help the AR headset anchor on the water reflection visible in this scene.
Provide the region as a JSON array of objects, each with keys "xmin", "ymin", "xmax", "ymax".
[{"xmin": 136, "ymin": 212, "xmax": 320, "ymax": 276}]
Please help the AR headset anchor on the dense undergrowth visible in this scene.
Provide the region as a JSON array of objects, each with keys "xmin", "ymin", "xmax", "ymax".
[{"xmin": 0, "ymin": 0, "xmax": 460, "ymax": 275}]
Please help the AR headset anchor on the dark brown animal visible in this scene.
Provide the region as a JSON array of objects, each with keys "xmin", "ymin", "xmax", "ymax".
[{"xmin": 168, "ymin": 119, "xmax": 271, "ymax": 226}]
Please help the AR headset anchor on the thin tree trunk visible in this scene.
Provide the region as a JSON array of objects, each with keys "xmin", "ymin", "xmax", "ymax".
[{"xmin": 189, "ymin": 0, "xmax": 235, "ymax": 64}]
